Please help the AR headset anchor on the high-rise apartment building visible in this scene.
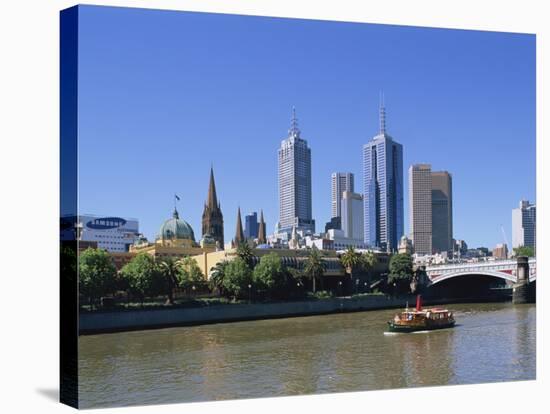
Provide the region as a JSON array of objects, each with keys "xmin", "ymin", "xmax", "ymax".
[
  {"xmin": 512, "ymin": 200, "xmax": 536, "ymax": 251},
  {"xmin": 409, "ymin": 164, "xmax": 432, "ymax": 255},
  {"xmin": 278, "ymin": 108, "xmax": 315, "ymax": 235},
  {"xmin": 363, "ymin": 101, "xmax": 404, "ymax": 251},
  {"xmin": 341, "ymin": 191, "xmax": 364, "ymax": 241},
  {"xmin": 431, "ymin": 171, "xmax": 453, "ymax": 254},
  {"xmin": 331, "ymin": 172, "xmax": 354, "ymax": 219}
]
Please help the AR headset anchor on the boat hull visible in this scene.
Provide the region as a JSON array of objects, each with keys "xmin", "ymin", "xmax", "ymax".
[{"xmin": 387, "ymin": 320, "xmax": 455, "ymax": 333}]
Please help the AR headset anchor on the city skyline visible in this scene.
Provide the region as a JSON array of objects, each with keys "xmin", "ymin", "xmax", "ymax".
[{"xmin": 76, "ymin": 6, "xmax": 536, "ymax": 249}]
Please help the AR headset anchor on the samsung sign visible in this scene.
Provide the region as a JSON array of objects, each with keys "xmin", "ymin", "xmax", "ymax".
[{"xmin": 86, "ymin": 217, "xmax": 127, "ymax": 230}]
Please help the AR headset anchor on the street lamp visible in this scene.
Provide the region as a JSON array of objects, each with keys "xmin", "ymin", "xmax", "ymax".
[{"xmin": 248, "ymin": 284, "xmax": 252, "ymax": 303}]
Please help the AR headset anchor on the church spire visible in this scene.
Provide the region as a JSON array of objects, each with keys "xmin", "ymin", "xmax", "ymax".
[
  {"xmin": 207, "ymin": 165, "xmax": 218, "ymax": 208},
  {"xmin": 235, "ymin": 207, "xmax": 245, "ymax": 246},
  {"xmin": 258, "ymin": 209, "xmax": 266, "ymax": 244},
  {"xmin": 379, "ymin": 91, "xmax": 387, "ymax": 135}
]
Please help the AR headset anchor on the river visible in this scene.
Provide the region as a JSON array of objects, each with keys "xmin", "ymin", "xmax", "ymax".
[{"xmin": 78, "ymin": 302, "xmax": 536, "ymax": 408}]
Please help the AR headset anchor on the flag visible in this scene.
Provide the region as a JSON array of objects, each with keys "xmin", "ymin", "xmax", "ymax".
[{"xmin": 175, "ymin": 194, "xmax": 180, "ymax": 201}]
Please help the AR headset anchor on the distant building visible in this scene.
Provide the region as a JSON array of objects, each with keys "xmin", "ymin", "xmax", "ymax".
[
  {"xmin": 324, "ymin": 217, "xmax": 341, "ymax": 233},
  {"xmin": 331, "ymin": 172, "xmax": 354, "ymax": 219},
  {"xmin": 512, "ymin": 200, "xmax": 536, "ymax": 251},
  {"xmin": 61, "ymin": 214, "xmax": 140, "ymax": 252},
  {"xmin": 278, "ymin": 108, "xmax": 315, "ymax": 235},
  {"xmin": 398, "ymin": 235, "xmax": 413, "ymax": 255},
  {"xmin": 326, "ymin": 229, "xmax": 369, "ymax": 251},
  {"xmin": 363, "ymin": 100, "xmax": 404, "ymax": 251},
  {"xmin": 409, "ymin": 164, "xmax": 432, "ymax": 255},
  {"xmin": 244, "ymin": 212, "xmax": 259, "ymax": 240},
  {"xmin": 341, "ymin": 191, "xmax": 363, "ymax": 241},
  {"xmin": 455, "ymin": 239, "xmax": 468, "ymax": 256},
  {"xmin": 431, "ymin": 171, "xmax": 453, "ymax": 254},
  {"xmin": 233, "ymin": 207, "xmax": 245, "ymax": 247},
  {"xmin": 493, "ymin": 243, "xmax": 509, "ymax": 259}
]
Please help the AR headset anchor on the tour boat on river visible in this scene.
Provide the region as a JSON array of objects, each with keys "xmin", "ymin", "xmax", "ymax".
[{"xmin": 387, "ymin": 295, "xmax": 456, "ymax": 333}]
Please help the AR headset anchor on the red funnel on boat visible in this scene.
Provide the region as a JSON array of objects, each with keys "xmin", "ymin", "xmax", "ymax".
[{"xmin": 416, "ymin": 295, "xmax": 422, "ymax": 311}]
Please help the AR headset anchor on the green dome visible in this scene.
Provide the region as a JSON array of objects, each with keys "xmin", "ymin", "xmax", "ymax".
[{"xmin": 158, "ymin": 209, "xmax": 195, "ymax": 241}]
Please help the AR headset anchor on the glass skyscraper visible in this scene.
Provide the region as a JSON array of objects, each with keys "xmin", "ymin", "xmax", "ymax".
[
  {"xmin": 363, "ymin": 102, "xmax": 404, "ymax": 251},
  {"xmin": 278, "ymin": 108, "xmax": 315, "ymax": 235}
]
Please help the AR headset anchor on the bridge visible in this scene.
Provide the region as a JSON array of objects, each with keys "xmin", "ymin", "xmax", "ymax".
[{"xmin": 425, "ymin": 258, "xmax": 537, "ymax": 286}]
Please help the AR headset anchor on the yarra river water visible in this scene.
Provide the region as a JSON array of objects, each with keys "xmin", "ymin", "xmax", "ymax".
[{"xmin": 78, "ymin": 302, "xmax": 535, "ymax": 408}]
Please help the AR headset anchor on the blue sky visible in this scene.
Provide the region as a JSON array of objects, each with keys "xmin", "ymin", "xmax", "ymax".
[{"xmin": 77, "ymin": 5, "xmax": 535, "ymax": 249}]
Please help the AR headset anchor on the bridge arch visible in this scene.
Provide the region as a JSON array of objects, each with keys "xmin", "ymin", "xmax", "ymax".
[{"xmin": 429, "ymin": 270, "xmax": 517, "ymax": 286}]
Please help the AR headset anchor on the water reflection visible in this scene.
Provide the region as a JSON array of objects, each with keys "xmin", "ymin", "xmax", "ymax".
[{"xmin": 79, "ymin": 303, "xmax": 535, "ymax": 408}]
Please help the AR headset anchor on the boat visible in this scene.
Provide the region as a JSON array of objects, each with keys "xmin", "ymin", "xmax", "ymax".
[{"xmin": 387, "ymin": 295, "xmax": 455, "ymax": 333}]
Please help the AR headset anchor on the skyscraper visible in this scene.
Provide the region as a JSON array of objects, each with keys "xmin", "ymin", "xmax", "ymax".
[
  {"xmin": 363, "ymin": 100, "xmax": 404, "ymax": 251},
  {"xmin": 431, "ymin": 171, "xmax": 453, "ymax": 254},
  {"xmin": 341, "ymin": 191, "xmax": 364, "ymax": 241},
  {"xmin": 409, "ymin": 164, "xmax": 432, "ymax": 255},
  {"xmin": 201, "ymin": 167, "xmax": 224, "ymax": 249},
  {"xmin": 331, "ymin": 172, "xmax": 354, "ymax": 219},
  {"xmin": 244, "ymin": 212, "xmax": 259, "ymax": 240},
  {"xmin": 512, "ymin": 200, "xmax": 536, "ymax": 251},
  {"xmin": 278, "ymin": 108, "xmax": 315, "ymax": 235}
]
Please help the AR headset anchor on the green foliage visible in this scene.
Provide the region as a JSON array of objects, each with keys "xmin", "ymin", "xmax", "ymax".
[
  {"xmin": 158, "ymin": 257, "xmax": 183, "ymax": 304},
  {"xmin": 60, "ymin": 244, "xmax": 77, "ymax": 283},
  {"xmin": 304, "ymin": 248, "xmax": 326, "ymax": 293},
  {"xmin": 340, "ymin": 246, "xmax": 360, "ymax": 275},
  {"xmin": 253, "ymin": 253, "xmax": 287, "ymax": 295},
  {"xmin": 513, "ymin": 246, "xmax": 535, "ymax": 257},
  {"xmin": 120, "ymin": 253, "xmax": 164, "ymax": 302},
  {"xmin": 388, "ymin": 253, "xmax": 413, "ymax": 281},
  {"xmin": 307, "ymin": 290, "xmax": 332, "ymax": 300},
  {"xmin": 178, "ymin": 256, "xmax": 205, "ymax": 289},
  {"xmin": 209, "ymin": 260, "xmax": 229, "ymax": 292},
  {"xmin": 388, "ymin": 253, "xmax": 413, "ymax": 295},
  {"xmin": 222, "ymin": 257, "xmax": 253, "ymax": 299},
  {"xmin": 360, "ymin": 251, "xmax": 377, "ymax": 273},
  {"xmin": 236, "ymin": 242, "xmax": 254, "ymax": 268},
  {"xmin": 79, "ymin": 248, "xmax": 117, "ymax": 302}
]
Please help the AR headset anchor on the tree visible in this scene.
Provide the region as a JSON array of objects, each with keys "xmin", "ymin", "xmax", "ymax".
[
  {"xmin": 210, "ymin": 260, "xmax": 229, "ymax": 295},
  {"xmin": 79, "ymin": 248, "xmax": 117, "ymax": 308},
  {"xmin": 158, "ymin": 257, "xmax": 183, "ymax": 304},
  {"xmin": 360, "ymin": 251, "xmax": 378, "ymax": 282},
  {"xmin": 222, "ymin": 257, "xmax": 253, "ymax": 299},
  {"xmin": 513, "ymin": 246, "xmax": 535, "ymax": 258},
  {"xmin": 388, "ymin": 253, "xmax": 414, "ymax": 295},
  {"xmin": 340, "ymin": 247, "xmax": 360, "ymax": 289},
  {"xmin": 304, "ymin": 248, "xmax": 326, "ymax": 293},
  {"xmin": 253, "ymin": 253, "xmax": 287, "ymax": 298},
  {"xmin": 178, "ymin": 256, "xmax": 205, "ymax": 291},
  {"xmin": 236, "ymin": 242, "xmax": 254, "ymax": 268},
  {"xmin": 120, "ymin": 253, "xmax": 164, "ymax": 305}
]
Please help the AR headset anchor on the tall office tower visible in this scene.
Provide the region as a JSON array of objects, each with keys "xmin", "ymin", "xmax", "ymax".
[
  {"xmin": 431, "ymin": 171, "xmax": 453, "ymax": 254},
  {"xmin": 278, "ymin": 108, "xmax": 315, "ymax": 235},
  {"xmin": 409, "ymin": 164, "xmax": 433, "ymax": 255},
  {"xmin": 512, "ymin": 200, "xmax": 536, "ymax": 251},
  {"xmin": 244, "ymin": 212, "xmax": 259, "ymax": 240},
  {"xmin": 331, "ymin": 172, "xmax": 354, "ymax": 220},
  {"xmin": 341, "ymin": 191, "xmax": 364, "ymax": 241},
  {"xmin": 363, "ymin": 100, "xmax": 404, "ymax": 251},
  {"xmin": 201, "ymin": 167, "xmax": 224, "ymax": 249}
]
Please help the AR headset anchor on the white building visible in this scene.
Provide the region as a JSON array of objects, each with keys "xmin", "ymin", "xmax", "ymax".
[
  {"xmin": 331, "ymin": 172, "xmax": 354, "ymax": 219},
  {"xmin": 341, "ymin": 191, "xmax": 363, "ymax": 241},
  {"xmin": 512, "ymin": 200, "xmax": 536, "ymax": 251},
  {"xmin": 326, "ymin": 229, "xmax": 368, "ymax": 251},
  {"xmin": 62, "ymin": 214, "xmax": 140, "ymax": 252}
]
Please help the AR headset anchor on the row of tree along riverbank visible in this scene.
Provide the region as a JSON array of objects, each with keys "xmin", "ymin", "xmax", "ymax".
[{"xmin": 71, "ymin": 243, "xmax": 426, "ymax": 312}]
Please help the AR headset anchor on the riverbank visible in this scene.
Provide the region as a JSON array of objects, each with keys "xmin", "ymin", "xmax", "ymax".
[{"xmin": 79, "ymin": 294, "xmax": 505, "ymax": 335}]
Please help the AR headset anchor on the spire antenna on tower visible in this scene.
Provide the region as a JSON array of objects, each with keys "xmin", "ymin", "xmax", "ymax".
[
  {"xmin": 289, "ymin": 106, "xmax": 301, "ymax": 138},
  {"xmin": 379, "ymin": 91, "xmax": 387, "ymax": 135}
]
